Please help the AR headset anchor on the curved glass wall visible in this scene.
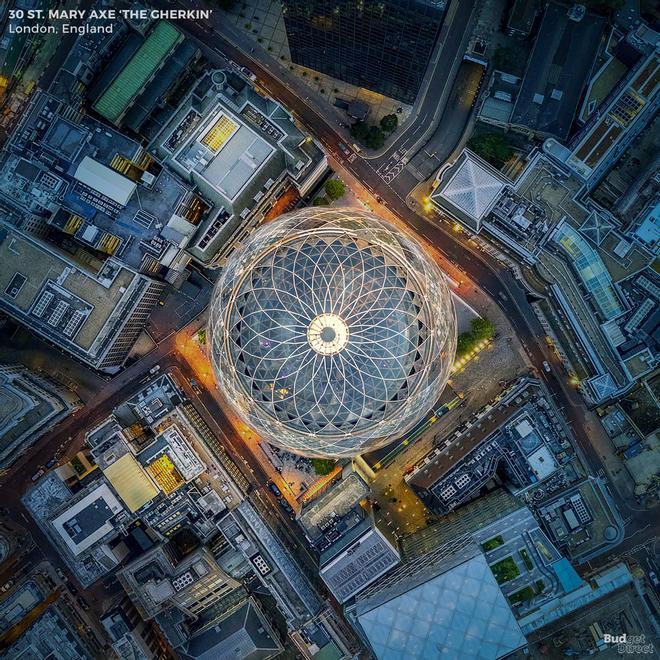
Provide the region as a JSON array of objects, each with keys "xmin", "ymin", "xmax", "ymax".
[{"xmin": 209, "ymin": 208, "xmax": 457, "ymax": 457}]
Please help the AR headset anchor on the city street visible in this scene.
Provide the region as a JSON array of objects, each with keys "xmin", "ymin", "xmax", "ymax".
[
  {"xmin": 0, "ymin": 1, "xmax": 656, "ymax": 618},
  {"xmin": 169, "ymin": 10, "xmax": 658, "ymax": 569}
]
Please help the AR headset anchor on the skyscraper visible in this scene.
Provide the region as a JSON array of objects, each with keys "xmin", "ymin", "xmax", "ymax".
[{"xmin": 282, "ymin": 0, "xmax": 447, "ymax": 104}]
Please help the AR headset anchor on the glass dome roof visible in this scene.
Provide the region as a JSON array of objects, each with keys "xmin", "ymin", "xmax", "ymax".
[{"xmin": 209, "ymin": 208, "xmax": 456, "ymax": 458}]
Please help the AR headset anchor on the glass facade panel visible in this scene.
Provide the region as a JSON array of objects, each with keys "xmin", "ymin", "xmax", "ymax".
[
  {"xmin": 282, "ymin": 0, "xmax": 447, "ymax": 104},
  {"xmin": 209, "ymin": 208, "xmax": 456, "ymax": 457}
]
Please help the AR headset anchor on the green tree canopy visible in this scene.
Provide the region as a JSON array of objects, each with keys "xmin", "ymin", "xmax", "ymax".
[
  {"xmin": 380, "ymin": 114, "xmax": 398, "ymax": 133},
  {"xmin": 324, "ymin": 178, "xmax": 346, "ymax": 201},
  {"xmin": 470, "ymin": 317, "xmax": 495, "ymax": 341},
  {"xmin": 311, "ymin": 458, "xmax": 336, "ymax": 475},
  {"xmin": 312, "ymin": 196, "xmax": 328, "ymax": 206},
  {"xmin": 365, "ymin": 125, "xmax": 385, "ymax": 150},
  {"xmin": 350, "ymin": 121, "xmax": 369, "ymax": 141},
  {"xmin": 467, "ymin": 133, "xmax": 513, "ymax": 167}
]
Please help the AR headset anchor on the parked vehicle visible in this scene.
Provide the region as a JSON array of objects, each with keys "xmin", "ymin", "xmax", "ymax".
[
  {"xmin": 31, "ymin": 469, "xmax": 44, "ymax": 482},
  {"xmin": 268, "ymin": 482, "xmax": 282, "ymax": 497},
  {"xmin": 542, "ymin": 361, "xmax": 551, "ymax": 373}
]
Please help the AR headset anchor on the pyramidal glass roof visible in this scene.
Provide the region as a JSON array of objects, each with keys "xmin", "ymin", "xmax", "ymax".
[
  {"xmin": 436, "ymin": 153, "xmax": 506, "ymax": 221},
  {"xmin": 357, "ymin": 553, "xmax": 527, "ymax": 660}
]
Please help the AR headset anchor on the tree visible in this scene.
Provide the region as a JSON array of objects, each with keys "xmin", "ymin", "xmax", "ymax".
[
  {"xmin": 365, "ymin": 125, "xmax": 385, "ymax": 150},
  {"xmin": 311, "ymin": 458, "xmax": 336, "ymax": 475},
  {"xmin": 456, "ymin": 332, "xmax": 474, "ymax": 356},
  {"xmin": 380, "ymin": 114, "xmax": 398, "ymax": 133},
  {"xmin": 470, "ymin": 317, "xmax": 495, "ymax": 341},
  {"xmin": 492, "ymin": 46, "xmax": 515, "ymax": 72},
  {"xmin": 324, "ymin": 179, "xmax": 346, "ymax": 201},
  {"xmin": 467, "ymin": 133, "xmax": 513, "ymax": 167},
  {"xmin": 455, "ymin": 316, "xmax": 495, "ymax": 358},
  {"xmin": 313, "ymin": 196, "xmax": 328, "ymax": 206},
  {"xmin": 350, "ymin": 121, "xmax": 369, "ymax": 141}
]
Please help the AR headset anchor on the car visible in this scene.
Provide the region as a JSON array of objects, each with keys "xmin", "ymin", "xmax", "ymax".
[
  {"xmin": 241, "ymin": 66, "xmax": 257, "ymax": 81},
  {"xmin": 190, "ymin": 378, "xmax": 202, "ymax": 395},
  {"xmin": 149, "ymin": 365, "xmax": 161, "ymax": 375},
  {"xmin": 45, "ymin": 458, "xmax": 57, "ymax": 469},
  {"xmin": 278, "ymin": 498, "xmax": 294, "ymax": 515},
  {"xmin": 351, "ymin": 143, "xmax": 362, "ymax": 153},
  {"xmin": 1, "ymin": 580, "xmax": 14, "ymax": 593},
  {"xmin": 76, "ymin": 596, "xmax": 90, "ymax": 611},
  {"xmin": 56, "ymin": 567, "xmax": 68, "ymax": 582},
  {"xmin": 268, "ymin": 482, "xmax": 282, "ymax": 497},
  {"xmin": 542, "ymin": 361, "xmax": 551, "ymax": 373},
  {"xmin": 649, "ymin": 571, "xmax": 659, "ymax": 587},
  {"xmin": 337, "ymin": 142, "xmax": 351, "ymax": 157},
  {"xmin": 31, "ymin": 469, "xmax": 44, "ymax": 482}
]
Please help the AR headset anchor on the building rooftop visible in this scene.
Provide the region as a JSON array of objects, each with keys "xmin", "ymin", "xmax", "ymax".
[
  {"xmin": 74, "ymin": 156, "xmax": 137, "ymax": 206},
  {"xmin": 151, "ymin": 70, "xmax": 326, "ymax": 265},
  {"xmin": 93, "ymin": 21, "xmax": 183, "ymax": 124},
  {"xmin": 50, "ymin": 482, "xmax": 124, "ymax": 556},
  {"xmin": 319, "ymin": 516, "xmax": 400, "ymax": 604},
  {"xmin": 551, "ymin": 221, "xmax": 624, "ymax": 320},
  {"xmin": 565, "ymin": 50, "xmax": 659, "ymax": 181},
  {"xmin": 181, "ymin": 598, "xmax": 282, "ymax": 660},
  {"xmin": 0, "ymin": 365, "xmax": 75, "ymax": 468},
  {"xmin": 355, "ymin": 551, "xmax": 527, "ymax": 659},
  {"xmin": 0, "ymin": 222, "xmax": 158, "ymax": 370},
  {"xmin": 103, "ymin": 452, "xmax": 159, "ymax": 513},
  {"xmin": 299, "ymin": 472, "xmax": 370, "ymax": 543},
  {"xmin": 510, "ymin": 2, "xmax": 605, "ymax": 139},
  {"xmin": 432, "ymin": 150, "xmax": 507, "ymax": 225}
]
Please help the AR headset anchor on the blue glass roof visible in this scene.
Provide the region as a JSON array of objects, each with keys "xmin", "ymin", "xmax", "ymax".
[
  {"xmin": 553, "ymin": 223, "xmax": 623, "ymax": 320},
  {"xmin": 357, "ymin": 554, "xmax": 527, "ymax": 659}
]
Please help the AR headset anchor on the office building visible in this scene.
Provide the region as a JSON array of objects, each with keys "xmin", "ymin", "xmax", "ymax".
[
  {"xmin": 282, "ymin": 0, "xmax": 447, "ymax": 104},
  {"xmin": 508, "ymin": 3, "xmax": 604, "ymax": 140},
  {"xmin": 347, "ymin": 505, "xmax": 530, "ymax": 660},
  {"xmin": 90, "ymin": 21, "xmax": 196, "ymax": 133},
  {"xmin": 0, "ymin": 222, "xmax": 165, "ymax": 373},
  {"xmin": 1, "ymin": 90, "xmax": 203, "ymax": 286},
  {"xmin": 0, "ymin": 364, "xmax": 79, "ymax": 470},
  {"xmin": 209, "ymin": 208, "xmax": 456, "ymax": 457},
  {"xmin": 407, "ymin": 378, "xmax": 575, "ymax": 514},
  {"xmin": 151, "ymin": 69, "xmax": 327, "ymax": 267},
  {"xmin": 0, "ymin": 567, "xmax": 103, "ymax": 658},
  {"xmin": 117, "ymin": 544, "xmax": 241, "ymax": 620},
  {"xmin": 431, "ymin": 146, "xmax": 657, "ymax": 404},
  {"xmin": 319, "ymin": 511, "xmax": 400, "ymax": 605},
  {"xmin": 167, "ymin": 596, "xmax": 283, "ymax": 660}
]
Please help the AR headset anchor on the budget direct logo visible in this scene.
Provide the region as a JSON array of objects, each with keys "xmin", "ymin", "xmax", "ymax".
[{"xmin": 604, "ymin": 633, "xmax": 655, "ymax": 654}]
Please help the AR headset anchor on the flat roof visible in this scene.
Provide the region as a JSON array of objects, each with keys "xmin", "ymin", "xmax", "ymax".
[
  {"xmin": 51, "ymin": 483, "xmax": 123, "ymax": 555},
  {"xmin": 93, "ymin": 21, "xmax": 181, "ymax": 123},
  {"xmin": 103, "ymin": 453, "xmax": 159, "ymax": 513},
  {"xmin": 0, "ymin": 224, "xmax": 142, "ymax": 358},
  {"xmin": 74, "ymin": 156, "xmax": 137, "ymax": 206},
  {"xmin": 510, "ymin": 2, "xmax": 604, "ymax": 139},
  {"xmin": 320, "ymin": 526, "xmax": 400, "ymax": 604}
]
